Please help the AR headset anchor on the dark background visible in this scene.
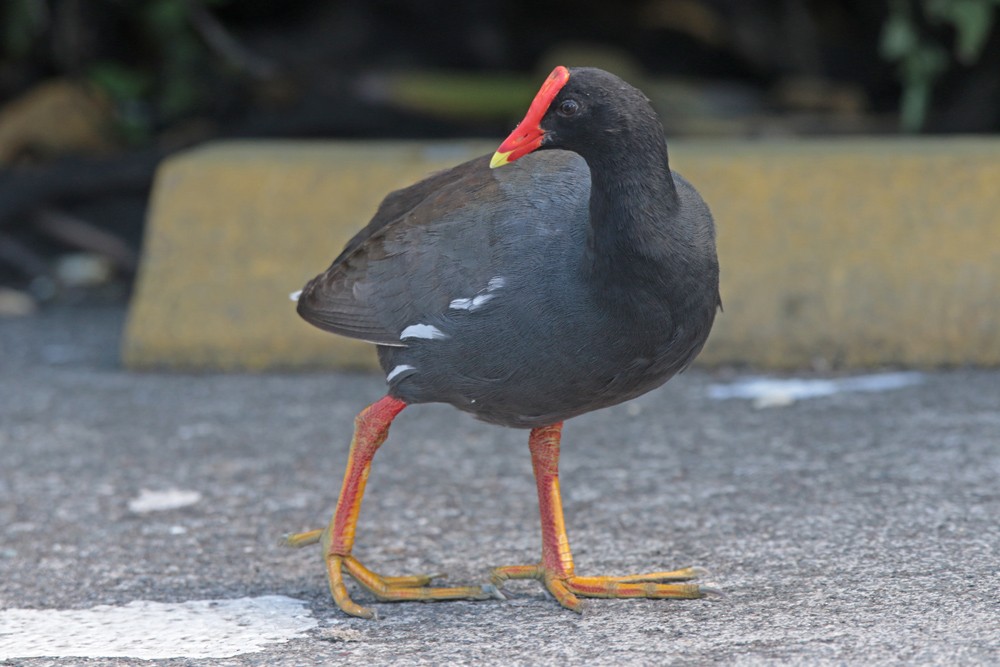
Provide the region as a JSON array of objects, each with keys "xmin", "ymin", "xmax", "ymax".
[{"xmin": 1, "ymin": 0, "xmax": 998, "ymax": 306}]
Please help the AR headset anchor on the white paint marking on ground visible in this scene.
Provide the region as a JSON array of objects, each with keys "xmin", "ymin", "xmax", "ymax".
[
  {"xmin": 707, "ymin": 372, "xmax": 924, "ymax": 408},
  {"xmin": 0, "ymin": 596, "xmax": 318, "ymax": 660},
  {"xmin": 127, "ymin": 488, "xmax": 202, "ymax": 513}
]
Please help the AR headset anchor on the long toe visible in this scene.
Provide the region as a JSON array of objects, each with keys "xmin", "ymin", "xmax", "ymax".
[
  {"xmin": 488, "ymin": 563, "xmax": 713, "ymax": 611},
  {"xmin": 596, "ymin": 566, "xmax": 708, "ymax": 583},
  {"xmin": 566, "ymin": 576, "xmax": 706, "ymax": 600},
  {"xmin": 378, "ymin": 572, "xmax": 448, "ymax": 588},
  {"xmin": 328, "ymin": 554, "xmax": 496, "ymax": 616}
]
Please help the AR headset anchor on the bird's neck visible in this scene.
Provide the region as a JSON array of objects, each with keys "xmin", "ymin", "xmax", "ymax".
[{"xmin": 580, "ymin": 127, "xmax": 680, "ymax": 289}]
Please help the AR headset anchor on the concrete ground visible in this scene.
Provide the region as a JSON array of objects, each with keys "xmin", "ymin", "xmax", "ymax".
[{"xmin": 1, "ymin": 305, "xmax": 998, "ymax": 666}]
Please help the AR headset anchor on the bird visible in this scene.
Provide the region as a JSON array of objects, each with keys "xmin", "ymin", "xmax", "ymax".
[{"xmin": 286, "ymin": 65, "xmax": 721, "ymax": 618}]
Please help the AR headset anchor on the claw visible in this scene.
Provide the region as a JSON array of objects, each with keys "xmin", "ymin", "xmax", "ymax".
[
  {"xmin": 698, "ymin": 583, "xmax": 726, "ymax": 598},
  {"xmin": 481, "ymin": 583, "xmax": 508, "ymax": 600}
]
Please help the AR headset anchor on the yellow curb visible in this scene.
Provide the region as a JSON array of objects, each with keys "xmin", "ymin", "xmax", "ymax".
[{"xmin": 123, "ymin": 139, "xmax": 1000, "ymax": 371}]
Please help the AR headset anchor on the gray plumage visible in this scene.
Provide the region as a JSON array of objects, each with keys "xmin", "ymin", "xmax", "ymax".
[{"xmin": 298, "ymin": 68, "xmax": 720, "ymax": 428}]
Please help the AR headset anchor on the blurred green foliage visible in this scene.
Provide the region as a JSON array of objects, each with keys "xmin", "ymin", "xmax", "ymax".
[
  {"xmin": 1, "ymin": 0, "xmax": 237, "ymax": 143},
  {"xmin": 88, "ymin": 0, "xmax": 218, "ymax": 143},
  {"xmin": 881, "ymin": 0, "xmax": 1000, "ymax": 131},
  {"xmin": 2, "ymin": 0, "xmax": 48, "ymax": 57},
  {"xmin": 3, "ymin": 1, "xmax": 999, "ymax": 136}
]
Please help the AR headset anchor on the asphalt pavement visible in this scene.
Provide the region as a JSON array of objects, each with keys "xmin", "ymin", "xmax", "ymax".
[{"xmin": 1, "ymin": 305, "xmax": 998, "ymax": 666}]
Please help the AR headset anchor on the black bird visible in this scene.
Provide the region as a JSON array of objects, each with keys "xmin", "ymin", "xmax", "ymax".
[{"xmin": 288, "ymin": 66, "xmax": 721, "ymax": 618}]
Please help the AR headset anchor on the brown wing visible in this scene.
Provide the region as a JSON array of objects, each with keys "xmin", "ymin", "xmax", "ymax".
[{"xmin": 296, "ymin": 154, "xmax": 500, "ymax": 345}]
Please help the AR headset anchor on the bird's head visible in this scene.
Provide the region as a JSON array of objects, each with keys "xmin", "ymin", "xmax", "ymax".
[{"xmin": 490, "ymin": 66, "xmax": 644, "ymax": 168}]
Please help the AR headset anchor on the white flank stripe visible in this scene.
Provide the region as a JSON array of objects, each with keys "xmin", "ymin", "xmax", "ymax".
[
  {"xmin": 289, "ymin": 290, "xmax": 302, "ymax": 302},
  {"xmin": 0, "ymin": 596, "xmax": 318, "ymax": 660},
  {"xmin": 127, "ymin": 488, "xmax": 201, "ymax": 513},
  {"xmin": 386, "ymin": 364, "xmax": 416, "ymax": 383},
  {"xmin": 449, "ymin": 293, "xmax": 495, "ymax": 311},
  {"xmin": 399, "ymin": 323, "xmax": 448, "ymax": 340},
  {"xmin": 449, "ymin": 276, "xmax": 505, "ymax": 312},
  {"xmin": 472, "ymin": 293, "xmax": 495, "ymax": 308}
]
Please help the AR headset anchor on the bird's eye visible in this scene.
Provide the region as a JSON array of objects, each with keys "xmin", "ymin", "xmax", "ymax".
[{"xmin": 557, "ymin": 99, "xmax": 579, "ymax": 117}]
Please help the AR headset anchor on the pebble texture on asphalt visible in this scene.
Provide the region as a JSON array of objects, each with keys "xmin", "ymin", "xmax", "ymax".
[{"xmin": 1, "ymin": 307, "xmax": 997, "ymax": 665}]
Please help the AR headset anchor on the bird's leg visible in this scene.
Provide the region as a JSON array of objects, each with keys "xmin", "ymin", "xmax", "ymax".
[
  {"xmin": 285, "ymin": 395, "xmax": 497, "ymax": 618},
  {"xmin": 490, "ymin": 423, "xmax": 710, "ymax": 612}
]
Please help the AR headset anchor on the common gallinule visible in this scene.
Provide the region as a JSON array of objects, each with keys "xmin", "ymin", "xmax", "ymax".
[{"xmin": 288, "ymin": 66, "xmax": 721, "ymax": 618}]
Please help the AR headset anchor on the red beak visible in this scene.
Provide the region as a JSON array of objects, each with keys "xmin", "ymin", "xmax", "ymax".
[{"xmin": 491, "ymin": 66, "xmax": 571, "ymax": 168}]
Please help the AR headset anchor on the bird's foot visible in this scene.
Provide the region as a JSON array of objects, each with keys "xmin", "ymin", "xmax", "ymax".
[
  {"xmin": 285, "ymin": 528, "xmax": 500, "ymax": 619},
  {"xmin": 489, "ymin": 564, "xmax": 714, "ymax": 613},
  {"xmin": 328, "ymin": 555, "xmax": 502, "ymax": 618}
]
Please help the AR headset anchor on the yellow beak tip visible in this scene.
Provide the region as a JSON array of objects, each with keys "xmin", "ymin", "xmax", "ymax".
[{"xmin": 489, "ymin": 151, "xmax": 512, "ymax": 169}]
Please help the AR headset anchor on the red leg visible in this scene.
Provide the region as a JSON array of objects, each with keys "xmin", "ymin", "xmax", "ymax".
[
  {"xmin": 491, "ymin": 423, "xmax": 710, "ymax": 611},
  {"xmin": 326, "ymin": 395, "xmax": 406, "ymax": 558},
  {"xmin": 286, "ymin": 396, "xmax": 496, "ymax": 618},
  {"xmin": 530, "ymin": 423, "xmax": 576, "ymax": 579}
]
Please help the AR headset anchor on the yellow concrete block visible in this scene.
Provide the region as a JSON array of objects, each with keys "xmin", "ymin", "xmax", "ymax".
[
  {"xmin": 124, "ymin": 141, "xmax": 490, "ymax": 371},
  {"xmin": 683, "ymin": 139, "xmax": 1000, "ymax": 367},
  {"xmin": 124, "ymin": 139, "xmax": 1000, "ymax": 370}
]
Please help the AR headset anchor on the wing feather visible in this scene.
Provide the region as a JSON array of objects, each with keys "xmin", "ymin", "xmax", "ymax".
[
  {"xmin": 296, "ymin": 155, "xmax": 497, "ymax": 344},
  {"xmin": 296, "ymin": 151, "xmax": 591, "ymax": 346}
]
